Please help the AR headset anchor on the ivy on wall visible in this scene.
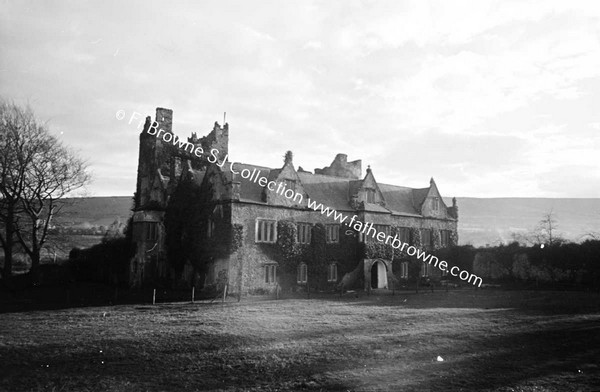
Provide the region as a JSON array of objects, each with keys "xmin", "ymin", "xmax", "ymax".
[
  {"xmin": 310, "ymin": 223, "xmax": 328, "ymax": 287},
  {"xmin": 410, "ymin": 227, "xmax": 422, "ymax": 249},
  {"xmin": 230, "ymin": 224, "xmax": 244, "ymax": 254},
  {"xmin": 255, "ymin": 220, "xmax": 361, "ymax": 290},
  {"xmin": 432, "ymin": 229, "xmax": 441, "ymax": 249},
  {"xmin": 450, "ymin": 230, "xmax": 459, "ymax": 247},
  {"xmin": 164, "ymin": 178, "xmax": 204, "ymax": 274},
  {"xmin": 276, "ymin": 220, "xmax": 301, "ymax": 271},
  {"xmin": 364, "ymin": 241, "xmax": 393, "ymax": 260}
]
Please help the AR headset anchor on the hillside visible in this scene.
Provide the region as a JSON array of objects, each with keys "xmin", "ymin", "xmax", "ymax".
[
  {"xmin": 53, "ymin": 196, "xmax": 600, "ymax": 248},
  {"xmin": 449, "ymin": 197, "xmax": 600, "ymax": 246},
  {"xmin": 54, "ymin": 196, "xmax": 133, "ymax": 228}
]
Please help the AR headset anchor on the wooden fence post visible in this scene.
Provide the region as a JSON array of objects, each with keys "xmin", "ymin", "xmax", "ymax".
[{"xmin": 152, "ymin": 289, "xmax": 156, "ymax": 305}]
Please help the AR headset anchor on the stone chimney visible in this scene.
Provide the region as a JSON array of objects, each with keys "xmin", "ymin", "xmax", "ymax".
[{"xmin": 314, "ymin": 153, "xmax": 362, "ymax": 179}]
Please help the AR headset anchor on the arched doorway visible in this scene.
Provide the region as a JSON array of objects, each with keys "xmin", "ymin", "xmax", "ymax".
[{"xmin": 371, "ymin": 260, "xmax": 388, "ymax": 289}]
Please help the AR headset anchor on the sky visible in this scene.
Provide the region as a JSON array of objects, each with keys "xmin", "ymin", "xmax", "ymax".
[{"xmin": 1, "ymin": 0, "xmax": 600, "ymax": 198}]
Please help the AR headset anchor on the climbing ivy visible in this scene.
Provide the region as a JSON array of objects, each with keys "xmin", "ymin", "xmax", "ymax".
[
  {"xmin": 432, "ymin": 229, "xmax": 441, "ymax": 249},
  {"xmin": 310, "ymin": 223, "xmax": 328, "ymax": 287},
  {"xmin": 364, "ymin": 241, "xmax": 393, "ymax": 260},
  {"xmin": 410, "ymin": 227, "xmax": 422, "ymax": 248},
  {"xmin": 164, "ymin": 178, "xmax": 204, "ymax": 273},
  {"xmin": 450, "ymin": 230, "xmax": 459, "ymax": 247},
  {"xmin": 230, "ymin": 224, "xmax": 244, "ymax": 254},
  {"xmin": 276, "ymin": 220, "xmax": 301, "ymax": 270}
]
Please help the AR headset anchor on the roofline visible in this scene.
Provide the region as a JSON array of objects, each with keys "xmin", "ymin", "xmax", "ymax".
[{"xmin": 203, "ymin": 199, "xmax": 457, "ymax": 221}]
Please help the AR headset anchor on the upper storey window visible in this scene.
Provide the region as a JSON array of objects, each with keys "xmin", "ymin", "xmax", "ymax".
[
  {"xmin": 256, "ymin": 219, "xmax": 276, "ymax": 243},
  {"xmin": 284, "ymin": 179, "xmax": 296, "ymax": 192},
  {"xmin": 297, "ymin": 223, "xmax": 312, "ymax": 244},
  {"xmin": 366, "ymin": 188, "xmax": 376, "ymax": 203},
  {"xmin": 326, "ymin": 224, "xmax": 340, "ymax": 243},
  {"xmin": 145, "ymin": 222, "xmax": 158, "ymax": 241},
  {"xmin": 432, "ymin": 197, "xmax": 440, "ymax": 211}
]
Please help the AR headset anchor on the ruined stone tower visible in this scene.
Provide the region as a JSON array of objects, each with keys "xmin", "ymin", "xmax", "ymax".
[{"xmin": 129, "ymin": 107, "xmax": 230, "ymax": 287}]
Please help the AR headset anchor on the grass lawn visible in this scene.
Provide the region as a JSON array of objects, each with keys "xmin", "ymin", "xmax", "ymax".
[{"xmin": 1, "ymin": 289, "xmax": 600, "ymax": 391}]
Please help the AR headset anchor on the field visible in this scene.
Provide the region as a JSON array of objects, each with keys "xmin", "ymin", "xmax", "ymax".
[{"xmin": 1, "ymin": 289, "xmax": 600, "ymax": 392}]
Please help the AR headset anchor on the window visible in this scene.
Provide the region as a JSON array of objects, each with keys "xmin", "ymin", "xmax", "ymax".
[
  {"xmin": 255, "ymin": 219, "xmax": 276, "ymax": 243},
  {"xmin": 400, "ymin": 262, "xmax": 409, "ymax": 279},
  {"xmin": 284, "ymin": 179, "xmax": 296, "ymax": 192},
  {"xmin": 328, "ymin": 263, "xmax": 338, "ymax": 282},
  {"xmin": 421, "ymin": 229, "xmax": 433, "ymax": 247},
  {"xmin": 265, "ymin": 264, "xmax": 277, "ymax": 284},
  {"xmin": 297, "ymin": 263, "xmax": 307, "ymax": 284},
  {"xmin": 432, "ymin": 197, "xmax": 440, "ymax": 211},
  {"xmin": 297, "ymin": 223, "xmax": 312, "ymax": 244},
  {"xmin": 213, "ymin": 204, "xmax": 224, "ymax": 218},
  {"xmin": 367, "ymin": 224, "xmax": 390, "ymax": 242},
  {"xmin": 440, "ymin": 230, "xmax": 450, "ymax": 247},
  {"xmin": 145, "ymin": 222, "xmax": 158, "ymax": 241},
  {"xmin": 366, "ymin": 188, "xmax": 376, "ymax": 203},
  {"xmin": 421, "ymin": 262, "xmax": 430, "ymax": 277},
  {"xmin": 397, "ymin": 227, "xmax": 410, "ymax": 244},
  {"xmin": 326, "ymin": 224, "xmax": 339, "ymax": 243},
  {"xmin": 207, "ymin": 219, "xmax": 215, "ymax": 238},
  {"xmin": 441, "ymin": 267, "xmax": 448, "ymax": 277},
  {"xmin": 374, "ymin": 224, "xmax": 390, "ymax": 237}
]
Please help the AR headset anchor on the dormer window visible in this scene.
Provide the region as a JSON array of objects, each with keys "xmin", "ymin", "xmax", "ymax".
[
  {"xmin": 366, "ymin": 188, "xmax": 376, "ymax": 203},
  {"xmin": 432, "ymin": 197, "xmax": 440, "ymax": 211},
  {"xmin": 284, "ymin": 179, "xmax": 296, "ymax": 192}
]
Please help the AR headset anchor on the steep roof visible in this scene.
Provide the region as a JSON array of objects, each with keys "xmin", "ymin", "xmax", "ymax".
[
  {"xmin": 378, "ymin": 183, "xmax": 422, "ymax": 216},
  {"xmin": 297, "ymin": 172, "xmax": 353, "ymax": 211},
  {"xmin": 411, "ymin": 187, "xmax": 430, "ymax": 210},
  {"xmin": 226, "ymin": 162, "xmax": 272, "ymax": 203},
  {"xmin": 213, "ymin": 161, "xmax": 441, "ymax": 218}
]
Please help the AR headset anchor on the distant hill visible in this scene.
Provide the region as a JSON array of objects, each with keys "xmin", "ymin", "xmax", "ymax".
[
  {"xmin": 54, "ymin": 196, "xmax": 133, "ymax": 228},
  {"xmin": 446, "ymin": 197, "xmax": 600, "ymax": 247},
  {"xmin": 54, "ymin": 196, "xmax": 600, "ymax": 248}
]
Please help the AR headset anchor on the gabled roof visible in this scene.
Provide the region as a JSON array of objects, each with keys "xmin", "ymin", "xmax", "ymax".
[
  {"xmin": 378, "ymin": 183, "xmax": 423, "ymax": 216},
  {"xmin": 226, "ymin": 162, "xmax": 272, "ymax": 203},
  {"xmin": 297, "ymin": 172, "xmax": 353, "ymax": 211},
  {"xmin": 411, "ymin": 187, "xmax": 430, "ymax": 210},
  {"xmin": 207, "ymin": 160, "xmax": 447, "ymax": 218}
]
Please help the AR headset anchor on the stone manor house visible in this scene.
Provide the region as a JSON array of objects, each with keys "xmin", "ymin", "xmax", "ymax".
[{"xmin": 130, "ymin": 108, "xmax": 458, "ymax": 294}]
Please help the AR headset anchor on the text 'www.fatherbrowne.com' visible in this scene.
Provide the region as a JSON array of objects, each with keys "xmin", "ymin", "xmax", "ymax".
[{"xmin": 117, "ymin": 109, "xmax": 483, "ymax": 287}]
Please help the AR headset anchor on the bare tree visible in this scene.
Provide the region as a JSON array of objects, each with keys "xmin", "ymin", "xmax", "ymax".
[
  {"xmin": 581, "ymin": 212, "xmax": 600, "ymax": 241},
  {"xmin": 17, "ymin": 127, "xmax": 90, "ymax": 281},
  {"xmin": 510, "ymin": 209, "xmax": 564, "ymax": 246},
  {"xmin": 0, "ymin": 101, "xmax": 38, "ymax": 279},
  {"xmin": 0, "ymin": 99, "xmax": 90, "ymax": 281},
  {"xmin": 536, "ymin": 209, "xmax": 562, "ymax": 245}
]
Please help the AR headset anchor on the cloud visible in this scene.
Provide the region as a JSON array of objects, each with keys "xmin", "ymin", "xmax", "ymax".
[{"xmin": 1, "ymin": 0, "xmax": 600, "ymax": 197}]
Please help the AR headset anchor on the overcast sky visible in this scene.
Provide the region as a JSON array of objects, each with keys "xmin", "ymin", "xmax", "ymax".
[{"xmin": 1, "ymin": 0, "xmax": 600, "ymax": 198}]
